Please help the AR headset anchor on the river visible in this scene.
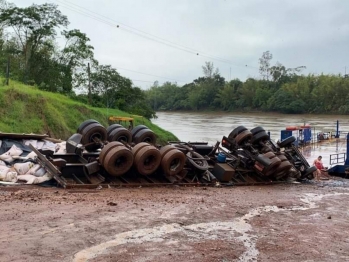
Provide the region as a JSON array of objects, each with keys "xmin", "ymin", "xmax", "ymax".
[{"xmin": 152, "ymin": 111, "xmax": 349, "ymax": 166}]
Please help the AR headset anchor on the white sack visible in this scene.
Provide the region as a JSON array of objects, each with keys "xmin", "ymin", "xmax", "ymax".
[
  {"xmin": 0, "ymin": 171, "xmax": 17, "ymax": 182},
  {"xmin": 14, "ymin": 162, "xmax": 35, "ymax": 176},
  {"xmin": 0, "ymin": 145, "xmax": 23, "ymax": 163},
  {"xmin": 36, "ymin": 141, "xmax": 44, "ymax": 150},
  {"xmin": 42, "ymin": 140, "xmax": 56, "ymax": 152},
  {"xmin": 0, "ymin": 165, "xmax": 10, "ymax": 174},
  {"xmin": 26, "ymin": 164, "xmax": 46, "ymax": 177},
  {"xmin": 26, "ymin": 151, "xmax": 37, "ymax": 160},
  {"xmin": 17, "ymin": 174, "xmax": 37, "ymax": 184},
  {"xmin": 55, "ymin": 141, "xmax": 66, "ymax": 154},
  {"xmin": 18, "ymin": 173, "xmax": 52, "ymax": 184},
  {"xmin": 23, "ymin": 139, "xmax": 38, "ymax": 148}
]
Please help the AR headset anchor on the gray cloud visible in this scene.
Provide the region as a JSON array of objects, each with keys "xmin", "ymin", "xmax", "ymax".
[{"xmin": 13, "ymin": 0, "xmax": 349, "ymax": 88}]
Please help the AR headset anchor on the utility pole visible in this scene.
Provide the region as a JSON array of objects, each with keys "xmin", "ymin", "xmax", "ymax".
[
  {"xmin": 88, "ymin": 63, "xmax": 92, "ymax": 104},
  {"xmin": 5, "ymin": 56, "xmax": 10, "ymax": 85}
]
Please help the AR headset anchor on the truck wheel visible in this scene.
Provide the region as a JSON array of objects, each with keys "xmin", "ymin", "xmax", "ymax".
[
  {"xmin": 160, "ymin": 145, "xmax": 176, "ymax": 156},
  {"xmin": 235, "ymin": 130, "xmax": 252, "ymax": 145},
  {"xmin": 251, "ymin": 131, "xmax": 269, "ymax": 144},
  {"xmin": 187, "ymin": 151, "xmax": 209, "ymax": 171},
  {"xmin": 108, "ymin": 127, "xmax": 132, "ymax": 143},
  {"xmin": 228, "ymin": 126, "xmax": 247, "ymax": 140},
  {"xmin": 131, "ymin": 125, "xmax": 148, "ymax": 137},
  {"xmin": 103, "ymin": 146, "xmax": 133, "ymax": 176},
  {"xmin": 263, "ymin": 157, "xmax": 281, "ymax": 175},
  {"xmin": 80, "ymin": 123, "xmax": 107, "ymax": 145},
  {"xmin": 250, "ymin": 126, "xmax": 265, "ymax": 136},
  {"xmin": 133, "ymin": 129, "xmax": 156, "ymax": 144},
  {"xmin": 279, "ymin": 136, "xmax": 296, "ymax": 147},
  {"xmin": 134, "ymin": 145, "xmax": 161, "ymax": 175},
  {"xmin": 99, "ymin": 142, "xmax": 124, "ymax": 165},
  {"xmin": 161, "ymin": 149, "xmax": 186, "ymax": 176},
  {"xmin": 77, "ymin": 119, "xmax": 99, "ymax": 134},
  {"xmin": 131, "ymin": 142, "xmax": 150, "ymax": 156},
  {"xmin": 107, "ymin": 124, "xmax": 122, "ymax": 136},
  {"xmin": 304, "ymin": 166, "xmax": 317, "ymax": 176},
  {"xmin": 263, "ymin": 152, "xmax": 276, "ymax": 159}
]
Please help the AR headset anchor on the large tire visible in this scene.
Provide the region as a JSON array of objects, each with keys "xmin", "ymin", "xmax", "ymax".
[
  {"xmin": 160, "ymin": 145, "xmax": 176, "ymax": 156},
  {"xmin": 99, "ymin": 142, "xmax": 124, "ymax": 165},
  {"xmin": 173, "ymin": 144, "xmax": 190, "ymax": 154},
  {"xmin": 103, "ymin": 146, "xmax": 133, "ymax": 176},
  {"xmin": 161, "ymin": 149, "xmax": 186, "ymax": 176},
  {"xmin": 279, "ymin": 136, "xmax": 296, "ymax": 147},
  {"xmin": 250, "ymin": 126, "xmax": 265, "ymax": 136},
  {"xmin": 251, "ymin": 131, "xmax": 269, "ymax": 144},
  {"xmin": 228, "ymin": 126, "xmax": 247, "ymax": 140},
  {"xmin": 274, "ymin": 169, "xmax": 289, "ymax": 180},
  {"xmin": 187, "ymin": 151, "xmax": 209, "ymax": 171},
  {"xmin": 131, "ymin": 142, "xmax": 150, "ymax": 156},
  {"xmin": 235, "ymin": 130, "xmax": 252, "ymax": 145},
  {"xmin": 276, "ymin": 153, "xmax": 288, "ymax": 162},
  {"xmin": 261, "ymin": 145, "xmax": 273, "ymax": 153},
  {"xmin": 263, "ymin": 157, "xmax": 281, "ymax": 176},
  {"xmin": 275, "ymin": 160, "xmax": 293, "ymax": 174},
  {"xmin": 133, "ymin": 129, "xmax": 156, "ymax": 144},
  {"xmin": 80, "ymin": 123, "xmax": 107, "ymax": 145},
  {"xmin": 304, "ymin": 166, "xmax": 317, "ymax": 176},
  {"xmin": 77, "ymin": 119, "xmax": 99, "ymax": 134},
  {"xmin": 263, "ymin": 152, "xmax": 276, "ymax": 159},
  {"xmin": 131, "ymin": 125, "xmax": 148, "ymax": 137},
  {"xmin": 107, "ymin": 127, "xmax": 132, "ymax": 143},
  {"xmin": 106, "ymin": 124, "xmax": 122, "ymax": 136},
  {"xmin": 134, "ymin": 145, "xmax": 161, "ymax": 175}
]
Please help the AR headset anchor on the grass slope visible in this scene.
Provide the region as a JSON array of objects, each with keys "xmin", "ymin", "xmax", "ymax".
[{"xmin": 0, "ymin": 79, "xmax": 178, "ymax": 144}]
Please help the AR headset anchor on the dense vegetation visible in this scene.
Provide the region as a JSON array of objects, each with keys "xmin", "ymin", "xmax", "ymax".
[
  {"xmin": 0, "ymin": 1, "xmax": 155, "ymax": 119},
  {"xmin": 145, "ymin": 56, "xmax": 349, "ymax": 114},
  {"xmin": 0, "ymin": 78, "xmax": 177, "ymax": 143}
]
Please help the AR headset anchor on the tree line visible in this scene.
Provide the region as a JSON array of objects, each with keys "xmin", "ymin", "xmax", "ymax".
[
  {"xmin": 145, "ymin": 52, "xmax": 349, "ymax": 114},
  {"xmin": 0, "ymin": 1, "xmax": 155, "ymax": 118}
]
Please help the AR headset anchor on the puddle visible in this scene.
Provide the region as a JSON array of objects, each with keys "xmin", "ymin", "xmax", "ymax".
[{"xmin": 73, "ymin": 192, "xmax": 349, "ymax": 262}]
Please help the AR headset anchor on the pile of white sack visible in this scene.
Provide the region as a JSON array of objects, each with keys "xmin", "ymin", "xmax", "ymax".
[{"xmin": 0, "ymin": 139, "xmax": 60, "ymax": 184}]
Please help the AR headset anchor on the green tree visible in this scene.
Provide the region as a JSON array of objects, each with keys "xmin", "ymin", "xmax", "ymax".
[
  {"xmin": 60, "ymin": 29, "xmax": 95, "ymax": 93},
  {"xmin": 0, "ymin": 3, "xmax": 68, "ymax": 83},
  {"xmin": 259, "ymin": 51, "xmax": 273, "ymax": 80}
]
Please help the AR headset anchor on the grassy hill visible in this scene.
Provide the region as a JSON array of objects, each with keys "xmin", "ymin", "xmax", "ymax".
[{"xmin": 0, "ymin": 79, "xmax": 178, "ymax": 144}]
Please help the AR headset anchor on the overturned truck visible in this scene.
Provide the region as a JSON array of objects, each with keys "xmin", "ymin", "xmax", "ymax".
[{"xmin": 0, "ymin": 121, "xmax": 317, "ymax": 188}]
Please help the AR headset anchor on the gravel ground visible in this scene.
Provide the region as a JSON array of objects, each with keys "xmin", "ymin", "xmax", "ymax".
[{"xmin": 1, "ymin": 178, "xmax": 349, "ymax": 262}]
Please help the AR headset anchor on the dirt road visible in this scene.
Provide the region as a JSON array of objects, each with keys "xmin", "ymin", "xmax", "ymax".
[{"xmin": 1, "ymin": 179, "xmax": 349, "ymax": 262}]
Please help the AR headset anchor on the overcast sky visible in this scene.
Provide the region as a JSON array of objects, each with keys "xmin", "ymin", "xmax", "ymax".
[{"xmin": 13, "ymin": 0, "xmax": 349, "ymax": 89}]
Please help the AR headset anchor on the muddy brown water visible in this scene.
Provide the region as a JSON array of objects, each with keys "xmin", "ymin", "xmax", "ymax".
[{"xmin": 152, "ymin": 111, "xmax": 349, "ymax": 166}]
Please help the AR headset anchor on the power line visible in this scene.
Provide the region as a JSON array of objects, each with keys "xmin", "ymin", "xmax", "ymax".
[
  {"xmin": 132, "ymin": 79, "xmax": 156, "ymax": 83},
  {"xmin": 115, "ymin": 66, "xmax": 186, "ymax": 83},
  {"xmin": 50, "ymin": 1, "xmax": 189, "ymax": 84},
  {"xmin": 54, "ymin": 0, "xmax": 258, "ymax": 69}
]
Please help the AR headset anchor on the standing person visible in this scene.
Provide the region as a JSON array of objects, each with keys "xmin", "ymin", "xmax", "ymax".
[{"xmin": 313, "ymin": 156, "xmax": 331, "ymax": 180}]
